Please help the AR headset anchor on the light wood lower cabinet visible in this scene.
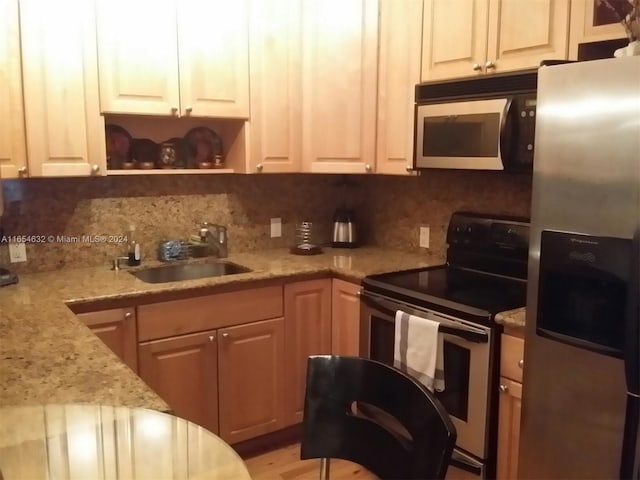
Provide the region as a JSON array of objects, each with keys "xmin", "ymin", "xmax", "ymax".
[
  {"xmin": 331, "ymin": 279, "xmax": 361, "ymax": 356},
  {"xmin": 138, "ymin": 330, "xmax": 219, "ymax": 434},
  {"xmin": 77, "ymin": 307, "xmax": 137, "ymax": 372},
  {"xmin": 284, "ymin": 279, "xmax": 332, "ymax": 425},
  {"xmin": 497, "ymin": 377, "xmax": 522, "ymax": 479},
  {"xmin": 218, "ymin": 318, "xmax": 286, "ymax": 444},
  {"xmin": 497, "ymin": 332, "xmax": 524, "ymax": 479}
]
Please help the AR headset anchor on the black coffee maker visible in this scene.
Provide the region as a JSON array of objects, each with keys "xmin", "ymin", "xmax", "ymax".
[{"xmin": 331, "ymin": 178, "xmax": 358, "ymax": 248}]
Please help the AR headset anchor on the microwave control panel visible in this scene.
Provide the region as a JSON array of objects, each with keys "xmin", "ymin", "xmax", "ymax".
[{"xmin": 510, "ymin": 94, "xmax": 537, "ymax": 171}]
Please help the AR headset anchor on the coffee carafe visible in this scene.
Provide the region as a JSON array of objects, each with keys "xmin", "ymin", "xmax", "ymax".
[{"xmin": 331, "ymin": 179, "xmax": 358, "ymax": 248}]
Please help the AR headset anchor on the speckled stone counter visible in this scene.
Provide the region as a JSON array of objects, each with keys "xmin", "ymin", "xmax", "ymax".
[
  {"xmin": 0, "ymin": 247, "xmax": 441, "ymax": 410},
  {"xmin": 495, "ymin": 307, "xmax": 526, "ymax": 330}
]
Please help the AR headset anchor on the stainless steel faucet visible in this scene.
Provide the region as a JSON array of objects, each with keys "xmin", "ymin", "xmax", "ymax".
[{"xmin": 198, "ymin": 222, "xmax": 228, "ymax": 258}]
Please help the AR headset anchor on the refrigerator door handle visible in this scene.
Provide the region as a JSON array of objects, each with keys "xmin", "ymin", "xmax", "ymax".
[{"xmin": 625, "ymin": 228, "xmax": 639, "ymax": 396}]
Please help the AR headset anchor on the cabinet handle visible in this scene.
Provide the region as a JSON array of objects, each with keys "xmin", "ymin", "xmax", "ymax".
[
  {"xmin": 485, "ymin": 60, "xmax": 496, "ymax": 70},
  {"xmin": 499, "ymin": 384, "xmax": 509, "ymax": 393},
  {"xmin": 518, "ymin": 359, "xmax": 524, "ymax": 369},
  {"xmin": 222, "ymin": 333, "xmax": 230, "ymax": 339},
  {"xmin": 472, "ymin": 63, "xmax": 482, "ymax": 72},
  {"xmin": 91, "ymin": 164, "xmax": 100, "ymax": 174},
  {"xmin": 185, "ymin": 106, "xmax": 193, "ymax": 115},
  {"xmin": 18, "ymin": 166, "xmax": 28, "ymax": 176},
  {"xmin": 171, "ymin": 107, "xmax": 179, "ymax": 116},
  {"xmin": 124, "ymin": 312, "xmax": 132, "ymax": 320},
  {"xmin": 256, "ymin": 163, "xmax": 264, "ymax": 172},
  {"xmin": 209, "ymin": 335, "xmax": 216, "ymax": 342},
  {"xmin": 365, "ymin": 164, "xmax": 372, "ymax": 172}
]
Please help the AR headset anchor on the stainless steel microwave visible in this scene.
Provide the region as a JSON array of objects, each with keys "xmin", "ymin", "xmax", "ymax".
[{"xmin": 414, "ymin": 69, "xmax": 538, "ymax": 172}]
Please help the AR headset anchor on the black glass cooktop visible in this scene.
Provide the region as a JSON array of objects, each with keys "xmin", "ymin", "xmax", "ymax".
[{"xmin": 363, "ymin": 265, "xmax": 527, "ymax": 318}]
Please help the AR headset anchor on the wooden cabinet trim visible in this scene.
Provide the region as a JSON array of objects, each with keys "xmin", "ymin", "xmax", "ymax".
[
  {"xmin": 331, "ymin": 278, "xmax": 361, "ymax": 356},
  {"xmin": 497, "ymin": 376, "xmax": 522, "ymax": 480},
  {"xmin": 137, "ymin": 285, "xmax": 283, "ymax": 341}
]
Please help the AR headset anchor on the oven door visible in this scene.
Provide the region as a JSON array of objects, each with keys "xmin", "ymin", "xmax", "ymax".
[
  {"xmin": 415, "ymin": 98, "xmax": 507, "ymax": 170},
  {"xmin": 359, "ymin": 290, "xmax": 492, "ymax": 475}
]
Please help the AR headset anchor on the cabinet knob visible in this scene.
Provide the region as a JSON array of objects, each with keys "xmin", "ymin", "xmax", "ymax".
[
  {"xmin": 472, "ymin": 63, "xmax": 482, "ymax": 72},
  {"xmin": 222, "ymin": 333, "xmax": 230, "ymax": 339},
  {"xmin": 185, "ymin": 106, "xmax": 193, "ymax": 115},
  {"xmin": 91, "ymin": 164, "xmax": 100, "ymax": 174},
  {"xmin": 485, "ymin": 60, "xmax": 496, "ymax": 70},
  {"xmin": 406, "ymin": 165, "xmax": 413, "ymax": 172},
  {"xmin": 256, "ymin": 163, "xmax": 264, "ymax": 172},
  {"xmin": 171, "ymin": 107, "xmax": 179, "ymax": 116},
  {"xmin": 518, "ymin": 359, "xmax": 524, "ymax": 369},
  {"xmin": 124, "ymin": 312, "xmax": 132, "ymax": 320},
  {"xmin": 499, "ymin": 384, "xmax": 509, "ymax": 393},
  {"xmin": 18, "ymin": 166, "xmax": 28, "ymax": 176},
  {"xmin": 365, "ymin": 164, "xmax": 372, "ymax": 172},
  {"xmin": 209, "ymin": 335, "xmax": 216, "ymax": 342}
]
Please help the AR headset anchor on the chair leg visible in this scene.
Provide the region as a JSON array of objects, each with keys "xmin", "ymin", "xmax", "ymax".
[{"xmin": 319, "ymin": 458, "xmax": 330, "ymax": 480}]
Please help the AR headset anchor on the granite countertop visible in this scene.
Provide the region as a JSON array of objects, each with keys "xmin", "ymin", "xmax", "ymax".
[
  {"xmin": 495, "ymin": 307, "xmax": 526, "ymax": 330},
  {"xmin": 0, "ymin": 247, "xmax": 442, "ymax": 411}
]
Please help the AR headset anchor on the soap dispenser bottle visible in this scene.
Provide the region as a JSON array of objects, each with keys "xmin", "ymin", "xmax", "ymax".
[{"xmin": 127, "ymin": 225, "xmax": 141, "ymax": 266}]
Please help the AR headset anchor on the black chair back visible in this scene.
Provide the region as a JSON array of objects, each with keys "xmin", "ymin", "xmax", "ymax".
[{"xmin": 300, "ymin": 355, "xmax": 456, "ymax": 480}]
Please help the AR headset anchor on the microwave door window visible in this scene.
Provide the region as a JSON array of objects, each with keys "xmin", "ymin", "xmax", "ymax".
[{"xmin": 423, "ymin": 113, "xmax": 500, "ymax": 158}]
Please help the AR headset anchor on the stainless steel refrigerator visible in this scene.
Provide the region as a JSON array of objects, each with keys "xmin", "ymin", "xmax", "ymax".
[{"xmin": 520, "ymin": 56, "xmax": 640, "ymax": 479}]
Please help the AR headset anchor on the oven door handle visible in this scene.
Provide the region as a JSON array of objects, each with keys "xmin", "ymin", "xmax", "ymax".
[{"xmin": 359, "ymin": 291, "xmax": 489, "ymax": 344}]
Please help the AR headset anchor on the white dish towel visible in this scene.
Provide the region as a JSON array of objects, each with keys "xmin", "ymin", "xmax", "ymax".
[{"xmin": 394, "ymin": 310, "xmax": 445, "ymax": 393}]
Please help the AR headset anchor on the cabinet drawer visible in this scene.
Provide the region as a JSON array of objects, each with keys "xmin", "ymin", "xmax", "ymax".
[
  {"xmin": 500, "ymin": 334, "xmax": 524, "ymax": 383},
  {"xmin": 138, "ymin": 285, "xmax": 283, "ymax": 341}
]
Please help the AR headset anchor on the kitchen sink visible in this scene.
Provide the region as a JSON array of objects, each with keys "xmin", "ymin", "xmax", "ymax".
[{"xmin": 130, "ymin": 261, "xmax": 252, "ymax": 284}]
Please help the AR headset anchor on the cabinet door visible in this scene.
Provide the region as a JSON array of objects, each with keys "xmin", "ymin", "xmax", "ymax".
[
  {"xmin": 20, "ymin": 0, "xmax": 106, "ymax": 177},
  {"xmin": 301, "ymin": 0, "xmax": 378, "ymax": 173},
  {"xmin": 0, "ymin": 0, "xmax": 27, "ymax": 179},
  {"xmin": 377, "ymin": 0, "xmax": 423, "ymax": 175},
  {"xmin": 95, "ymin": 0, "xmax": 180, "ymax": 116},
  {"xmin": 284, "ymin": 279, "xmax": 332, "ymax": 425},
  {"xmin": 569, "ymin": 0, "xmax": 628, "ymax": 59},
  {"xmin": 421, "ymin": 0, "xmax": 490, "ymax": 81},
  {"xmin": 487, "ymin": 0, "xmax": 569, "ymax": 73},
  {"xmin": 218, "ymin": 318, "xmax": 285, "ymax": 444},
  {"xmin": 139, "ymin": 331, "xmax": 219, "ymax": 434},
  {"xmin": 331, "ymin": 279, "xmax": 361, "ymax": 356},
  {"xmin": 177, "ymin": 0, "xmax": 249, "ymax": 118},
  {"xmin": 247, "ymin": 0, "xmax": 302, "ymax": 173},
  {"xmin": 77, "ymin": 308, "xmax": 138, "ymax": 372},
  {"xmin": 497, "ymin": 377, "xmax": 522, "ymax": 480}
]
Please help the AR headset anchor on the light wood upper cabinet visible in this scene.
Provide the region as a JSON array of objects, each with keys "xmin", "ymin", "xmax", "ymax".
[
  {"xmin": 569, "ymin": 0, "xmax": 628, "ymax": 59},
  {"xmin": 177, "ymin": 0, "xmax": 249, "ymax": 118},
  {"xmin": 218, "ymin": 318, "xmax": 286, "ymax": 444},
  {"xmin": 422, "ymin": 0, "xmax": 490, "ymax": 81},
  {"xmin": 376, "ymin": 0, "xmax": 423, "ymax": 175},
  {"xmin": 284, "ymin": 279, "xmax": 332, "ymax": 425},
  {"xmin": 301, "ymin": 0, "xmax": 378, "ymax": 174},
  {"xmin": 422, "ymin": 0, "xmax": 569, "ymax": 81},
  {"xmin": 487, "ymin": 0, "xmax": 570, "ymax": 73},
  {"xmin": 247, "ymin": 0, "xmax": 302, "ymax": 173},
  {"xmin": 331, "ymin": 279, "xmax": 361, "ymax": 356},
  {"xmin": 20, "ymin": 0, "xmax": 106, "ymax": 177},
  {"xmin": 77, "ymin": 307, "xmax": 138, "ymax": 372},
  {"xmin": 139, "ymin": 330, "xmax": 219, "ymax": 434},
  {"xmin": 0, "ymin": 0, "xmax": 27, "ymax": 179},
  {"xmin": 96, "ymin": 0, "xmax": 180, "ymax": 116},
  {"xmin": 96, "ymin": 0, "xmax": 249, "ymax": 118}
]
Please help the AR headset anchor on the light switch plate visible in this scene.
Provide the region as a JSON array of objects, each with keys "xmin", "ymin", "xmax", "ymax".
[
  {"xmin": 9, "ymin": 242, "xmax": 27, "ymax": 263},
  {"xmin": 419, "ymin": 226, "xmax": 430, "ymax": 249},
  {"xmin": 270, "ymin": 218, "xmax": 282, "ymax": 238}
]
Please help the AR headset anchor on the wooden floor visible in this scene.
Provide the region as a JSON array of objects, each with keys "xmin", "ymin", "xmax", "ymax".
[{"xmin": 243, "ymin": 443, "xmax": 378, "ymax": 480}]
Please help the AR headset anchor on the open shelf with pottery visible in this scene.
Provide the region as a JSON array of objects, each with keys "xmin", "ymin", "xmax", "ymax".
[{"xmin": 103, "ymin": 115, "xmax": 248, "ymax": 175}]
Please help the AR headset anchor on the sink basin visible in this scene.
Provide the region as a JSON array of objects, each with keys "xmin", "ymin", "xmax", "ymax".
[{"xmin": 130, "ymin": 261, "xmax": 252, "ymax": 284}]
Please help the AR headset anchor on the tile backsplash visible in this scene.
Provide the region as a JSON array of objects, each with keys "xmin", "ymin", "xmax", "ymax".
[{"xmin": 0, "ymin": 171, "xmax": 531, "ymax": 273}]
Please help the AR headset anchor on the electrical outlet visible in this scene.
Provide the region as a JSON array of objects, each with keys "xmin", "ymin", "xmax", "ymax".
[
  {"xmin": 419, "ymin": 226, "xmax": 430, "ymax": 249},
  {"xmin": 270, "ymin": 217, "xmax": 282, "ymax": 238},
  {"xmin": 9, "ymin": 242, "xmax": 27, "ymax": 263}
]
